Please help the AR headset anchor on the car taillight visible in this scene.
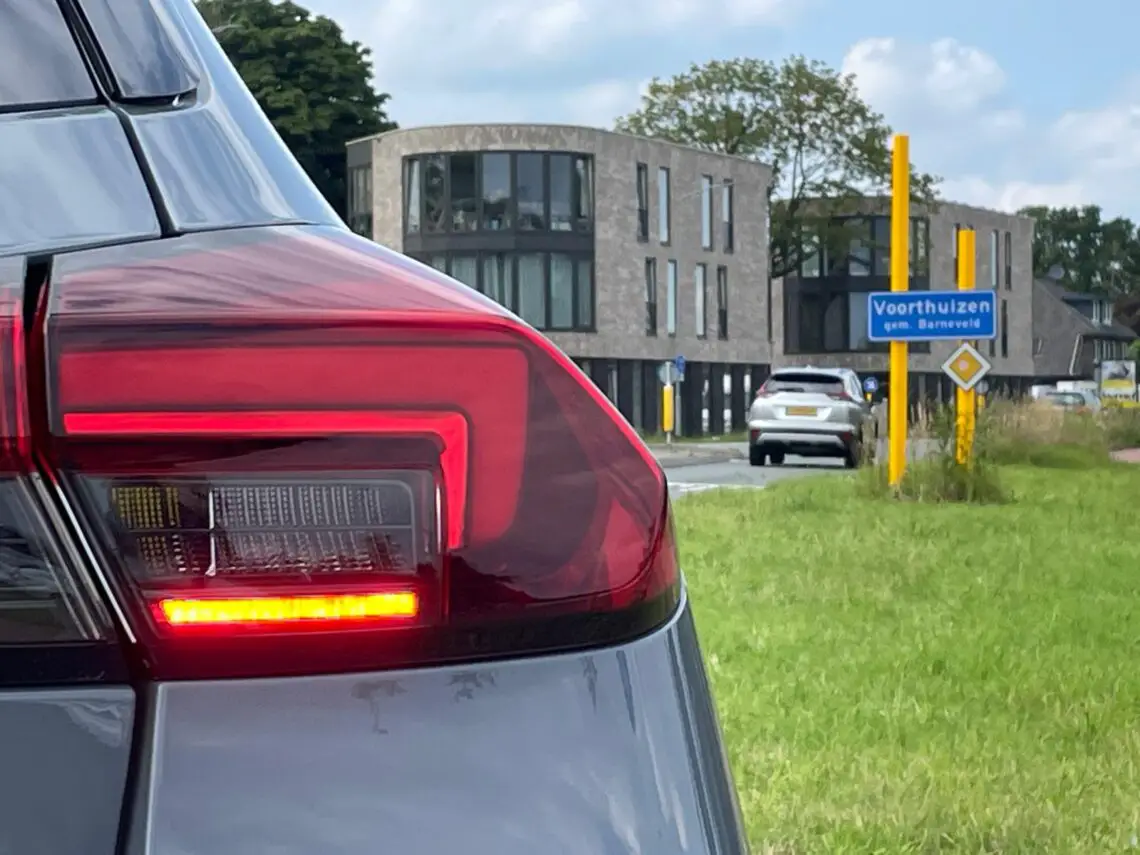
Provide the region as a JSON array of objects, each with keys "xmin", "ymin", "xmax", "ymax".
[
  {"xmin": 827, "ymin": 392, "xmax": 856, "ymax": 403},
  {"xmin": 754, "ymin": 386, "xmax": 773, "ymax": 399},
  {"xmin": 35, "ymin": 227, "xmax": 679, "ymax": 679}
]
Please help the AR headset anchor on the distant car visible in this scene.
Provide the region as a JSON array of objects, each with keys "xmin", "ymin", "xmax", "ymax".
[
  {"xmin": 748, "ymin": 367, "xmax": 870, "ymax": 468},
  {"xmin": 1040, "ymin": 389, "xmax": 1101, "ymax": 412}
]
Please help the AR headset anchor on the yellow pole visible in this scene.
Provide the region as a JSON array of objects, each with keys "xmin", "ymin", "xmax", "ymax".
[
  {"xmin": 955, "ymin": 229, "xmax": 977, "ymax": 465},
  {"xmin": 888, "ymin": 134, "xmax": 910, "ymax": 486},
  {"xmin": 662, "ymin": 382, "xmax": 674, "ymax": 443}
]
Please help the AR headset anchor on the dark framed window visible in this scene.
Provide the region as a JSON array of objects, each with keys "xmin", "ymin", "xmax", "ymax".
[
  {"xmin": 1004, "ymin": 231, "xmax": 1012, "ymax": 288},
  {"xmin": 408, "ymin": 250, "xmax": 594, "ymax": 332},
  {"xmin": 450, "ymin": 154, "xmax": 478, "ymax": 232},
  {"xmin": 645, "ymin": 258, "xmax": 658, "ymax": 336},
  {"xmin": 549, "ymin": 154, "xmax": 574, "ymax": 232},
  {"xmin": 990, "ymin": 229, "xmax": 999, "ymax": 288},
  {"xmin": 423, "ymin": 155, "xmax": 446, "ymax": 232},
  {"xmin": 700, "ymin": 175, "xmax": 713, "ymax": 250},
  {"xmin": 658, "ymin": 167, "xmax": 671, "ymax": 244},
  {"xmin": 716, "ymin": 265, "xmax": 728, "ymax": 340},
  {"xmin": 480, "ymin": 153, "xmax": 511, "ymax": 230},
  {"xmin": 911, "ymin": 218, "xmax": 929, "ymax": 276},
  {"xmin": 346, "ymin": 164, "xmax": 372, "ymax": 237},
  {"xmin": 666, "ymin": 259, "xmax": 677, "ymax": 335},
  {"xmin": 953, "ymin": 223, "xmax": 961, "ymax": 284},
  {"xmin": 800, "ymin": 227, "xmax": 821, "ymax": 277},
  {"xmin": 848, "ymin": 218, "xmax": 871, "ymax": 276},
  {"xmin": 695, "ymin": 263, "xmax": 708, "ymax": 338},
  {"xmin": 572, "ymin": 156, "xmax": 592, "ymax": 233},
  {"xmin": 516, "ymin": 153, "xmax": 545, "ymax": 230},
  {"xmin": 722, "ymin": 180, "xmax": 734, "ymax": 252},
  {"xmin": 1000, "ymin": 299, "xmax": 1009, "ymax": 358},
  {"xmin": 636, "ymin": 163, "xmax": 649, "ymax": 240},
  {"xmin": 403, "ymin": 151, "xmax": 594, "ymax": 237},
  {"xmin": 403, "ymin": 159, "xmax": 421, "ymax": 233}
]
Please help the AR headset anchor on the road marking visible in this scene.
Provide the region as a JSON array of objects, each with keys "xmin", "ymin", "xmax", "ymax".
[{"xmin": 669, "ymin": 482, "xmax": 765, "ymax": 497}]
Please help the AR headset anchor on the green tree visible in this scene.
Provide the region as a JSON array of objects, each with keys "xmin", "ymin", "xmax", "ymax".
[
  {"xmin": 615, "ymin": 57, "xmax": 939, "ymax": 278},
  {"xmin": 196, "ymin": 0, "xmax": 396, "ymax": 217},
  {"xmin": 1018, "ymin": 204, "xmax": 1140, "ymax": 296}
]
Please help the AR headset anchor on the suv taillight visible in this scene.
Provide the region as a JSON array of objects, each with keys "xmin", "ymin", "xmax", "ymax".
[{"xmin": 33, "ymin": 228, "xmax": 679, "ymax": 679}]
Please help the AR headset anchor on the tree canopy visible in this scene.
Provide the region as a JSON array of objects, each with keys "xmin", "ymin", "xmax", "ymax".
[
  {"xmin": 615, "ymin": 57, "xmax": 939, "ymax": 278},
  {"xmin": 1018, "ymin": 204, "xmax": 1140, "ymax": 295},
  {"xmin": 196, "ymin": 0, "xmax": 396, "ymax": 217}
]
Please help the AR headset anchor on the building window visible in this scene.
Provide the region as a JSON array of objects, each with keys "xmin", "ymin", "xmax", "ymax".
[
  {"xmin": 576, "ymin": 258, "xmax": 593, "ymax": 328},
  {"xmin": 990, "ymin": 229, "xmax": 999, "ymax": 288},
  {"xmin": 666, "ymin": 259, "xmax": 677, "ymax": 335},
  {"xmin": 423, "ymin": 154, "xmax": 446, "ymax": 232},
  {"xmin": 517, "ymin": 253, "xmax": 547, "ymax": 326},
  {"xmin": 347, "ymin": 164, "xmax": 373, "ymax": 237},
  {"xmin": 449, "ymin": 154, "xmax": 478, "ymax": 232},
  {"xmin": 550, "ymin": 154, "xmax": 574, "ymax": 232},
  {"xmin": 658, "ymin": 167, "xmax": 671, "ymax": 244},
  {"xmin": 722, "ymin": 180, "xmax": 734, "ymax": 252},
  {"xmin": 1000, "ymin": 299, "xmax": 1008, "ymax": 358},
  {"xmin": 695, "ymin": 264, "xmax": 707, "ymax": 337},
  {"xmin": 481, "ymin": 153, "xmax": 511, "ymax": 230},
  {"xmin": 700, "ymin": 175, "xmax": 713, "ymax": 249},
  {"xmin": 406, "ymin": 151, "xmax": 595, "ymax": 236},
  {"xmin": 848, "ymin": 218, "xmax": 871, "ymax": 276},
  {"xmin": 645, "ymin": 258, "xmax": 658, "ymax": 336},
  {"xmin": 482, "ymin": 253, "xmax": 514, "ymax": 311},
  {"xmin": 716, "ymin": 265, "xmax": 728, "ymax": 340},
  {"xmin": 450, "ymin": 254, "xmax": 478, "ymax": 290},
  {"xmin": 402, "ymin": 159, "xmax": 419, "ymax": 234},
  {"xmin": 636, "ymin": 163, "xmax": 649, "ymax": 240},
  {"xmin": 801, "ymin": 227, "xmax": 821, "ymax": 277},
  {"xmin": 412, "ymin": 250, "xmax": 593, "ymax": 332},
  {"xmin": 550, "ymin": 253, "xmax": 575, "ymax": 328},
  {"xmin": 912, "ymin": 218, "xmax": 929, "ymax": 276},
  {"xmin": 573, "ymin": 156, "xmax": 592, "ymax": 233},
  {"xmin": 1004, "ymin": 231, "xmax": 1012, "ymax": 288},
  {"xmin": 953, "ymin": 223, "xmax": 961, "ymax": 284},
  {"xmin": 516, "ymin": 153, "xmax": 546, "ymax": 230}
]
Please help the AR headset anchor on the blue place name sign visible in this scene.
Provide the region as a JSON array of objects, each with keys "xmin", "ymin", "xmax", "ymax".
[{"xmin": 867, "ymin": 290, "xmax": 997, "ymax": 342}]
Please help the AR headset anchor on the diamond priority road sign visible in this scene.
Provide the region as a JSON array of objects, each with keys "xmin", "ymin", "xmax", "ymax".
[
  {"xmin": 867, "ymin": 290, "xmax": 997, "ymax": 342},
  {"xmin": 941, "ymin": 341, "xmax": 992, "ymax": 392}
]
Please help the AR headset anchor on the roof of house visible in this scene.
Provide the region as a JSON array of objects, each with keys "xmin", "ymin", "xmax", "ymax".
[{"xmin": 1036, "ymin": 279, "xmax": 1137, "ymax": 340}]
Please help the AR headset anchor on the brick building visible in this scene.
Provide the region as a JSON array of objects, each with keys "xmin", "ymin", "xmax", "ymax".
[{"xmin": 346, "ymin": 123, "xmax": 775, "ymax": 434}]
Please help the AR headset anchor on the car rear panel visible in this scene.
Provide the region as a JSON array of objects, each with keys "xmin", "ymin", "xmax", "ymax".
[
  {"xmin": 0, "ymin": 687, "xmax": 134, "ymax": 855},
  {"xmin": 120, "ymin": 597, "xmax": 744, "ymax": 855}
]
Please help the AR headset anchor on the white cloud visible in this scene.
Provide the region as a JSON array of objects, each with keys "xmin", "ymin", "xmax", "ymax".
[
  {"xmin": 307, "ymin": 0, "xmax": 804, "ymax": 86},
  {"xmin": 840, "ymin": 37, "xmax": 1140, "ymax": 217}
]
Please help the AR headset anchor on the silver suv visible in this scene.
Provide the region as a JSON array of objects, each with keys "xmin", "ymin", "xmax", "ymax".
[{"xmin": 748, "ymin": 367, "xmax": 870, "ymax": 468}]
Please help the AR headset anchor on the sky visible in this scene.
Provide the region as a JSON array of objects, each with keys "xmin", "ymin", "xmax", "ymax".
[{"xmin": 305, "ymin": 0, "xmax": 1140, "ymax": 218}]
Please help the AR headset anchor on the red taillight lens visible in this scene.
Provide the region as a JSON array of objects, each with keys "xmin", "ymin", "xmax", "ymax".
[
  {"xmin": 827, "ymin": 392, "xmax": 856, "ymax": 403},
  {"xmin": 38, "ymin": 228, "xmax": 679, "ymax": 678}
]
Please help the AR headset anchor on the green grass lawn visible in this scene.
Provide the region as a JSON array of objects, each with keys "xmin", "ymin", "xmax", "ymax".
[{"xmin": 675, "ymin": 466, "xmax": 1140, "ymax": 853}]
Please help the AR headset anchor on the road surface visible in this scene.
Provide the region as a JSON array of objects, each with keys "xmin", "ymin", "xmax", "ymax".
[{"xmin": 663, "ymin": 455, "xmax": 844, "ymax": 499}]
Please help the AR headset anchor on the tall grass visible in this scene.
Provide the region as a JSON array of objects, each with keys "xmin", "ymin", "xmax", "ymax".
[{"xmin": 862, "ymin": 396, "xmax": 1140, "ymax": 503}]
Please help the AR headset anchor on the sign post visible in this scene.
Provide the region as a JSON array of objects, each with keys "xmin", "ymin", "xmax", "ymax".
[
  {"xmin": 888, "ymin": 134, "xmax": 910, "ymax": 487},
  {"xmin": 657, "ymin": 358, "xmax": 685, "ymax": 444},
  {"xmin": 955, "ymin": 229, "xmax": 977, "ymax": 464}
]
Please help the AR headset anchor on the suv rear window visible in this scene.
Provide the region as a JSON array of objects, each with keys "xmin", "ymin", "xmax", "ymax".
[
  {"xmin": 765, "ymin": 372, "xmax": 846, "ymax": 395},
  {"xmin": 0, "ymin": 5, "xmax": 97, "ymax": 109}
]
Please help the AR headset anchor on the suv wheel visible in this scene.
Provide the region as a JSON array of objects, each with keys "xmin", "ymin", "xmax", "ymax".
[
  {"xmin": 749, "ymin": 445, "xmax": 766, "ymax": 467},
  {"xmin": 769, "ymin": 451, "xmax": 786, "ymax": 466}
]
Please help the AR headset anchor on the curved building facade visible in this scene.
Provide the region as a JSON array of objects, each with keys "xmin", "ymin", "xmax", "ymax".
[{"xmin": 347, "ymin": 124, "xmax": 774, "ymax": 434}]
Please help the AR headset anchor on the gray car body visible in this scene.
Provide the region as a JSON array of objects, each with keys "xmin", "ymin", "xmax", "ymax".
[{"xmin": 0, "ymin": 2, "xmax": 747, "ymax": 853}]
